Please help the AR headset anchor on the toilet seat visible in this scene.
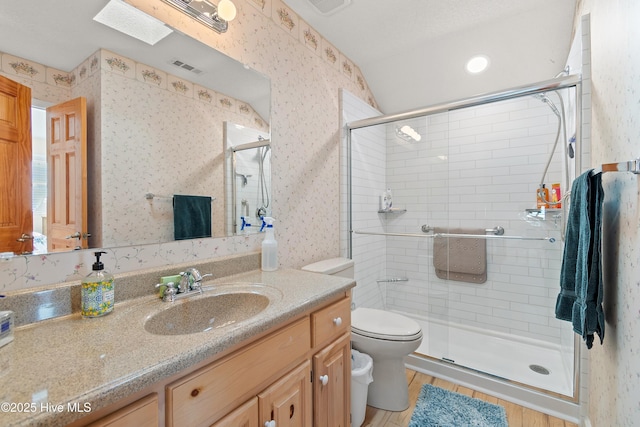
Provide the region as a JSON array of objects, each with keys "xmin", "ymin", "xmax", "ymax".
[{"xmin": 351, "ymin": 308, "xmax": 422, "ymax": 342}]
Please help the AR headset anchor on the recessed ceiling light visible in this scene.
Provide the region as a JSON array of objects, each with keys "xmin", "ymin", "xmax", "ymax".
[
  {"xmin": 466, "ymin": 55, "xmax": 490, "ymax": 74},
  {"xmin": 94, "ymin": 0, "xmax": 173, "ymax": 46}
]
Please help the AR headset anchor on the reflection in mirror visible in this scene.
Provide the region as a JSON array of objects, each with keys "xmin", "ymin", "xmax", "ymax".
[
  {"xmin": 0, "ymin": 0, "xmax": 271, "ymax": 256},
  {"xmin": 224, "ymin": 122, "xmax": 271, "ymax": 236}
]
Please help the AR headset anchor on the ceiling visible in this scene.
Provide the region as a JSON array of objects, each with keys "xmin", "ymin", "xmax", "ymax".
[
  {"xmin": 0, "ymin": 0, "xmax": 270, "ymax": 119},
  {"xmin": 285, "ymin": 0, "xmax": 577, "ymax": 114},
  {"xmin": 0, "ymin": 1, "xmax": 576, "ymax": 118}
]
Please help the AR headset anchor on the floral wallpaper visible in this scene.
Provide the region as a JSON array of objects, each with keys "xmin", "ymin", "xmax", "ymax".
[
  {"xmin": 572, "ymin": 2, "xmax": 640, "ymax": 426},
  {"xmin": 0, "ymin": 0, "xmax": 377, "ymax": 293}
]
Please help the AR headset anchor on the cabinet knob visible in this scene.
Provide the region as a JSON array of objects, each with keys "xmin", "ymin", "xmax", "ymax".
[
  {"xmin": 319, "ymin": 374, "xmax": 329, "ymax": 386},
  {"xmin": 333, "ymin": 317, "xmax": 342, "ymax": 326},
  {"xmin": 264, "ymin": 421, "xmax": 276, "ymax": 427}
]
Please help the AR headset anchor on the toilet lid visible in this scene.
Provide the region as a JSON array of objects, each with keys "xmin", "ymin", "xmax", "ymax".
[{"xmin": 351, "ymin": 308, "xmax": 422, "ymax": 341}]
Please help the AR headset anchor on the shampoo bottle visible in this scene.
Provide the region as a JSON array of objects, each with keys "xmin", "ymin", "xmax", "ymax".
[
  {"xmin": 536, "ymin": 184, "xmax": 549, "ymax": 209},
  {"xmin": 260, "ymin": 217, "xmax": 278, "ymax": 271},
  {"xmin": 81, "ymin": 251, "xmax": 115, "ymax": 318},
  {"xmin": 383, "ymin": 188, "xmax": 393, "ymax": 211}
]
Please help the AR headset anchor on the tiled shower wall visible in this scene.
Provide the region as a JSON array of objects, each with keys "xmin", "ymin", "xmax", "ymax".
[
  {"xmin": 346, "ymin": 91, "xmax": 577, "ymax": 346},
  {"xmin": 340, "ymin": 90, "xmax": 386, "ymax": 310}
]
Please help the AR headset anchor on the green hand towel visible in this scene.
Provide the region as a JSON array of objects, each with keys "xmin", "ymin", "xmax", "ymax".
[{"xmin": 173, "ymin": 195, "xmax": 212, "ymax": 240}]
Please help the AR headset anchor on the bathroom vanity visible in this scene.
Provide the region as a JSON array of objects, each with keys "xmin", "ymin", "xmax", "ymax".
[{"xmin": 0, "ymin": 257, "xmax": 354, "ymax": 427}]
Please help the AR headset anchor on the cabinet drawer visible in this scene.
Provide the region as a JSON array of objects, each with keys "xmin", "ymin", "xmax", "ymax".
[
  {"xmin": 311, "ymin": 298, "xmax": 351, "ymax": 348},
  {"xmin": 167, "ymin": 317, "xmax": 310, "ymax": 427},
  {"xmin": 87, "ymin": 394, "xmax": 158, "ymax": 427}
]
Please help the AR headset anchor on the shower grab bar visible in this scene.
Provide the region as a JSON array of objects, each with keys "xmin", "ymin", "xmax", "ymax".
[
  {"xmin": 352, "ymin": 229, "xmax": 555, "ymax": 243},
  {"xmin": 590, "ymin": 158, "xmax": 640, "ymax": 175},
  {"xmin": 421, "ymin": 225, "xmax": 505, "ymax": 235},
  {"xmin": 376, "ymin": 277, "xmax": 409, "ymax": 283}
]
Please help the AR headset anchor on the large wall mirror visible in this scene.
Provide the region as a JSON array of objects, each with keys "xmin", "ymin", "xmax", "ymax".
[{"xmin": 0, "ymin": 0, "xmax": 271, "ymax": 256}]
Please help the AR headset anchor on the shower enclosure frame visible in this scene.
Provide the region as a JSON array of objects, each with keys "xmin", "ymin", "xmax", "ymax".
[
  {"xmin": 230, "ymin": 138, "xmax": 271, "ymax": 235},
  {"xmin": 345, "ymin": 73, "xmax": 583, "ymax": 419}
]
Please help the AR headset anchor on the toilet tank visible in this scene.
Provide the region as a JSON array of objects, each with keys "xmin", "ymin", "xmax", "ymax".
[{"xmin": 301, "ymin": 257, "xmax": 354, "ymax": 279}]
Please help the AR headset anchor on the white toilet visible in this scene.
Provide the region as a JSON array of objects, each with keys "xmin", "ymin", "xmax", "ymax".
[{"xmin": 301, "ymin": 257, "xmax": 423, "ymax": 412}]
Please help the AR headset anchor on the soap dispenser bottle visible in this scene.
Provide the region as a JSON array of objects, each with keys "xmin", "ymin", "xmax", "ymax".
[
  {"xmin": 383, "ymin": 188, "xmax": 393, "ymax": 211},
  {"xmin": 81, "ymin": 251, "xmax": 115, "ymax": 318},
  {"xmin": 260, "ymin": 217, "xmax": 278, "ymax": 271}
]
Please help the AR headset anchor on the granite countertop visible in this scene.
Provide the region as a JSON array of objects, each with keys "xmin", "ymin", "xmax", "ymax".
[{"xmin": 0, "ymin": 269, "xmax": 355, "ymax": 427}]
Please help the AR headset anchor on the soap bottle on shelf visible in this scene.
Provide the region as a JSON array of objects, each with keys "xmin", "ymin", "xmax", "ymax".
[
  {"xmin": 536, "ymin": 184, "xmax": 549, "ymax": 209},
  {"xmin": 81, "ymin": 251, "xmax": 115, "ymax": 318},
  {"xmin": 382, "ymin": 188, "xmax": 393, "ymax": 211},
  {"xmin": 551, "ymin": 183, "xmax": 562, "ymax": 208},
  {"xmin": 260, "ymin": 217, "xmax": 278, "ymax": 271}
]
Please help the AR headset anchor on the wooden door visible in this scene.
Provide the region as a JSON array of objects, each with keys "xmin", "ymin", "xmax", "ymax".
[
  {"xmin": 46, "ymin": 97, "xmax": 87, "ymax": 252},
  {"xmin": 0, "ymin": 75, "xmax": 32, "ymax": 254},
  {"xmin": 259, "ymin": 360, "xmax": 312, "ymax": 427},
  {"xmin": 313, "ymin": 333, "xmax": 351, "ymax": 427}
]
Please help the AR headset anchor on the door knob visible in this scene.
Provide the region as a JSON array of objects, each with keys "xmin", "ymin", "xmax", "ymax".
[
  {"xmin": 319, "ymin": 374, "xmax": 329, "ymax": 386},
  {"xmin": 16, "ymin": 233, "xmax": 33, "ymax": 242},
  {"xmin": 66, "ymin": 232, "xmax": 91, "ymax": 239}
]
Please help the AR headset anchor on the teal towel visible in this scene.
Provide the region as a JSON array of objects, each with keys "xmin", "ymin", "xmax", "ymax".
[
  {"xmin": 556, "ymin": 171, "xmax": 604, "ymax": 349},
  {"xmin": 173, "ymin": 195, "xmax": 212, "ymax": 240}
]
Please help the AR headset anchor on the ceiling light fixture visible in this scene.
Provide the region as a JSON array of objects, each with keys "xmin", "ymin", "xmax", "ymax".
[
  {"xmin": 466, "ymin": 55, "xmax": 490, "ymax": 74},
  {"xmin": 395, "ymin": 125, "xmax": 422, "ymax": 142},
  {"xmin": 93, "ymin": 0, "xmax": 174, "ymax": 45},
  {"xmin": 162, "ymin": 0, "xmax": 237, "ymax": 33}
]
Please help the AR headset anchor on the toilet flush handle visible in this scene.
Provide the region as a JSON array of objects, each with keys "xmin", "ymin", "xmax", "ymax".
[
  {"xmin": 319, "ymin": 374, "xmax": 329, "ymax": 386},
  {"xmin": 333, "ymin": 317, "xmax": 342, "ymax": 326}
]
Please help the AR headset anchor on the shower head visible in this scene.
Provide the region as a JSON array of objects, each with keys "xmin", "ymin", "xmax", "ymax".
[{"xmin": 533, "ymin": 93, "xmax": 561, "ymax": 117}]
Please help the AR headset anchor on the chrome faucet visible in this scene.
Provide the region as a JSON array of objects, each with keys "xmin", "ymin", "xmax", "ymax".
[{"xmin": 155, "ymin": 268, "xmax": 212, "ymax": 302}]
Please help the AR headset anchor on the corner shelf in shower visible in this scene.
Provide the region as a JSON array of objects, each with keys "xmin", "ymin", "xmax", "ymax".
[{"xmin": 378, "ymin": 208, "xmax": 407, "ymax": 214}]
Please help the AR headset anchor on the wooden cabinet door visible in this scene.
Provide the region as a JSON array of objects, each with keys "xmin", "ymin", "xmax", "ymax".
[
  {"xmin": 0, "ymin": 75, "xmax": 32, "ymax": 254},
  {"xmin": 211, "ymin": 397, "xmax": 258, "ymax": 427},
  {"xmin": 258, "ymin": 360, "xmax": 312, "ymax": 427},
  {"xmin": 313, "ymin": 332, "xmax": 351, "ymax": 427}
]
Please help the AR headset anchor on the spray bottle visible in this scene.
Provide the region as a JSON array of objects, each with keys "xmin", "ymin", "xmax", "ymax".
[
  {"xmin": 81, "ymin": 251, "xmax": 115, "ymax": 318},
  {"xmin": 260, "ymin": 217, "xmax": 278, "ymax": 271},
  {"xmin": 240, "ymin": 216, "xmax": 252, "ymax": 235}
]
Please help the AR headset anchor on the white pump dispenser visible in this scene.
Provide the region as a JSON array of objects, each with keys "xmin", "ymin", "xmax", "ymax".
[{"xmin": 261, "ymin": 217, "xmax": 278, "ymax": 271}]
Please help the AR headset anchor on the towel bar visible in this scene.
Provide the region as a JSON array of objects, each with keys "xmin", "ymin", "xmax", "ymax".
[
  {"xmin": 145, "ymin": 193, "xmax": 216, "ymax": 202},
  {"xmin": 590, "ymin": 158, "xmax": 640, "ymax": 175}
]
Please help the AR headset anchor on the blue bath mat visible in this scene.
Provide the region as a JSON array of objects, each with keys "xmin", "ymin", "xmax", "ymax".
[{"xmin": 409, "ymin": 384, "xmax": 508, "ymax": 427}]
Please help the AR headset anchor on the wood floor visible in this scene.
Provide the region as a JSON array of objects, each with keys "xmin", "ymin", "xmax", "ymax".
[{"xmin": 361, "ymin": 369, "xmax": 578, "ymax": 427}]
